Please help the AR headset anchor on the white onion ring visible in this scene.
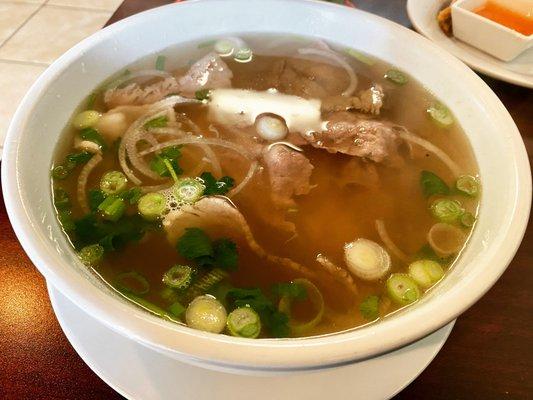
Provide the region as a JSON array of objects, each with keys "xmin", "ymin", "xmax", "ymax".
[
  {"xmin": 77, "ymin": 154, "xmax": 103, "ymax": 213},
  {"xmin": 398, "ymin": 130, "xmax": 461, "ymax": 176},
  {"xmin": 375, "ymin": 219, "xmax": 409, "ymax": 262},
  {"xmin": 298, "ymin": 48, "xmax": 358, "ymax": 96}
]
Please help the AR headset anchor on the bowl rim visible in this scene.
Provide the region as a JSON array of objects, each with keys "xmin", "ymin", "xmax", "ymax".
[{"xmin": 2, "ymin": 0, "xmax": 531, "ymax": 372}]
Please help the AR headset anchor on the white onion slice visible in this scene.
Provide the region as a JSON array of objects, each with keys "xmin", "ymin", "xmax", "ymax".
[
  {"xmin": 428, "ymin": 223, "xmax": 466, "ymax": 257},
  {"xmin": 375, "ymin": 219, "xmax": 409, "ymax": 262},
  {"xmin": 77, "ymin": 154, "xmax": 103, "ymax": 213}
]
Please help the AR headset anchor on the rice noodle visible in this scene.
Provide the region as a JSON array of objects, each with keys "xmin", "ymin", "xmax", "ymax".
[
  {"xmin": 77, "ymin": 154, "xmax": 103, "ymax": 213},
  {"xmin": 107, "ymin": 69, "xmax": 173, "ymax": 90},
  {"xmin": 228, "ymin": 161, "xmax": 258, "ymax": 197},
  {"xmin": 267, "ymin": 141, "xmax": 303, "ymax": 153},
  {"xmin": 297, "ymin": 48, "xmax": 358, "ymax": 96},
  {"xmin": 375, "ymin": 219, "xmax": 409, "ymax": 262},
  {"xmin": 398, "ymin": 130, "xmax": 461, "ymax": 176},
  {"xmin": 316, "ymin": 254, "xmax": 358, "ymax": 295}
]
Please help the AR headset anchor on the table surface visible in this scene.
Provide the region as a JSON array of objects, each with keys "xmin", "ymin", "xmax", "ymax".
[{"xmin": 0, "ymin": 0, "xmax": 531, "ymax": 399}]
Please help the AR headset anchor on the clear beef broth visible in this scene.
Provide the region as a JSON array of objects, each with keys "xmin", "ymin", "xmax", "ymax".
[{"xmin": 52, "ymin": 35, "xmax": 479, "ymax": 338}]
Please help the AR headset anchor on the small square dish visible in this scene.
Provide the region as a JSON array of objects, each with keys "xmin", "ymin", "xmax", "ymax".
[{"xmin": 452, "ymin": 0, "xmax": 533, "ymax": 61}]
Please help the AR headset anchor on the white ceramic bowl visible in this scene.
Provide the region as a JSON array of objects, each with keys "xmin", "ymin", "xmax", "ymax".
[
  {"xmin": 452, "ymin": 0, "xmax": 533, "ymax": 61},
  {"xmin": 2, "ymin": 0, "xmax": 531, "ymax": 374}
]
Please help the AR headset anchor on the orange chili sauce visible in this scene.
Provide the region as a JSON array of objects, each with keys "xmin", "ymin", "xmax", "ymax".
[{"xmin": 475, "ymin": 1, "xmax": 533, "ymax": 36}]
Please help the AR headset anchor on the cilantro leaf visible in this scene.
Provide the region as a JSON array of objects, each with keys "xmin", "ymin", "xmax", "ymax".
[
  {"xmin": 177, "ymin": 228, "xmax": 213, "ymax": 260},
  {"xmin": 150, "ymin": 146, "xmax": 183, "ymax": 177},
  {"xmin": 420, "ymin": 170, "xmax": 450, "ymax": 198},
  {"xmin": 144, "ymin": 115, "xmax": 168, "ymax": 129},
  {"xmin": 200, "ymin": 172, "xmax": 235, "ymax": 195},
  {"xmin": 119, "ymin": 187, "xmax": 142, "ymax": 204},
  {"xmin": 359, "ymin": 295, "xmax": 380, "ymax": 320},
  {"xmin": 272, "ymin": 282, "xmax": 307, "ymax": 301},
  {"xmin": 213, "ymin": 239, "xmax": 238, "ymax": 270},
  {"xmin": 88, "ymin": 189, "xmax": 106, "ymax": 211},
  {"xmin": 80, "ymin": 127, "xmax": 107, "ymax": 150}
]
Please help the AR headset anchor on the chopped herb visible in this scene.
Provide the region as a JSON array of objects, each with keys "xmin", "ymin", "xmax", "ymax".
[
  {"xmin": 416, "ymin": 244, "xmax": 454, "ymax": 265},
  {"xmin": 58, "ymin": 210, "xmax": 75, "ymax": 231},
  {"xmin": 52, "ymin": 165, "xmax": 69, "ymax": 180},
  {"xmin": 119, "ymin": 187, "xmax": 143, "ymax": 204},
  {"xmin": 195, "ymin": 89, "xmax": 211, "ymax": 101},
  {"xmin": 272, "ymin": 282, "xmax": 307, "ymax": 301},
  {"xmin": 176, "ymin": 227, "xmax": 238, "ymax": 270},
  {"xmin": 227, "ymin": 287, "xmax": 289, "ymax": 338},
  {"xmin": 420, "ymin": 170, "xmax": 450, "ymax": 198},
  {"xmin": 144, "ymin": 115, "xmax": 168, "ymax": 129},
  {"xmin": 98, "ymin": 196, "xmax": 126, "ymax": 222},
  {"xmin": 115, "ymin": 271, "xmax": 149, "ymax": 295},
  {"xmin": 88, "ymin": 189, "xmax": 106, "ymax": 211},
  {"xmin": 80, "ymin": 127, "xmax": 107, "ymax": 150},
  {"xmin": 384, "ymin": 69, "xmax": 408, "ymax": 85},
  {"xmin": 155, "ymin": 55, "xmax": 166, "ymax": 71},
  {"xmin": 79, "ymin": 244, "xmax": 104, "ymax": 266},
  {"xmin": 150, "ymin": 145, "xmax": 183, "ymax": 178},
  {"xmin": 67, "ymin": 151, "xmax": 93, "ymax": 166},
  {"xmin": 359, "ymin": 295, "xmax": 380, "ymax": 320},
  {"xmin": 168, "ymin": 301, "xmax": 186, "ymax": 318},
  {"xmin": 199, "ymin": 172, "xmax": 235, "ymax": 195},
  {"xmin": 53, "ymin": 187, "xmax": 71, "ymax": 210},
  {"xmin": 345, "ymin": 48, "xmax": 375, "ymax": 66}
]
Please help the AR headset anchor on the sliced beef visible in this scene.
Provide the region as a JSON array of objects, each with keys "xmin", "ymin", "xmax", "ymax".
[
  {"xmin": 304, "ymin": 111, "xmax": 402, "ymax": 163},
  {"xmin": 104, "ymin": 77, "xmax": 180, "ymax": 108},
  {"xmin": 262, "ymin": 145, "xmax": 314, "ymax": 209},
  {"xmin": 321, "ymin": 84, "xmax": 384, "ymax": 115},
  {"xmin": 177, "ymin": 52, "xmax": 233, "ymax": 95}
]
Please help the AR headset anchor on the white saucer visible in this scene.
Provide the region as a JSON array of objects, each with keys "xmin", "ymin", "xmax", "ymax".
[
  {"xmin": 407, "ymin": 0, "xmax": 533, "ymax": 88},
  {"xmin": 48, "ymin": 283, "xmax": 455, "ymax": 400}
]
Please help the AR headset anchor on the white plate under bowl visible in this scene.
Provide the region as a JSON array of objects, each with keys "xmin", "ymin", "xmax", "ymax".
[
  {"xmin": 407, "ymin": 0, "xmax": 533, "ymax": 88},
  {"xmin": 48, "ymin": 284, "xmax": 455, "ymax": 400}
]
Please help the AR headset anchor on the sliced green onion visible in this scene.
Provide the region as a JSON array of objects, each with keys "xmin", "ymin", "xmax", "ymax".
[
  {"xmin": 185, "ymin": 295, "xmax": 227, "ymax": 333},
  {"xmin": 173, "ymin": 177, "xmax": 205, "ymax": 204},
  {"xmin": 384, "ymin": 69, "xmax": 408, "ymax": 85},
  {"xmin": 427, "ymin": 102, "xmax": 454, "ymax": 127},
  {"xmin": 98, "ymin": 196, "xmax": 126, "ymax": 222},
  {"xmin": 78, "ymin": 244, "xmax": 104, "ymax": 266},
  {"xmin": 430, "ymin": 199, "xmax": 465, "ymax": 223},
  {"xmin": 460, "ymin": 211, "xmax": 476, "ymax": 228},
  {"xmin": 52, "ymin": 165, "xmax": 69, "ymax": 180},
  {"xmin": 155, "ymin": 55, "xmax": 166, "ymax": 71},
  {"xmin": 278, "ymin": 279, "xmax": 324, "ymax": 335},
  {"xmin": 359, "ymin": 295, "xmax": 380, "ymax": 321},
  {"xmin": 227, "ymin": 306, "xmax": 261, "ymax": 338},
  {"xmin": 72, "ymin": 110, "xmax": 101, "ymax": 130},
  {"xmin": 53, "ymin": 187, "xmax": 71, "ymax": 210},
  {"xmin": 162, "ymin": 265, "xmax": 194, "ymax": 290},
  {"xmin": 160, "ymin": 286, "xmax": 179, "ymax": 302},
  {"xmin": 137, "ymin": 192, "xmax": 167, "ymax": 221},
  {"xmin": 115, "ymin": 271, "xmax": 150, "ymax": 295},
  {"xmin": 456, "ymin": 175, "xmax": 479, "ymax": 197},
  {"xmin": 168, "ymin": 301, "xmax": 186, "ymax": 318},
  {"xmin": 408, "ymin": 260, "xmax": 444, "ymax": 289},
  {"xmin": 214, "ymin": 39, "xmax": 235, "ymax": 56},
  {"xmin": 234, "ymin": 47, "xmax": 252, "ymax": 62},
  {"xmin": 187, "ymin": 268, "xmax": 228, "ymax": 300},
  {"xmin": 344, "ymin": 238, "xmax": 391, "ymax": 281},
  {"xmin": 163, "ymin": 158, "xmax": 180, "ymax": 183},
  {"xmin": 386, "ymin": 273, "xmax": 420, "ymax": 306},
  {"xmin": 80, "ymin": 127, "xmax": 107, "ymax": 150},
  {"xmin": 345, "ymin": 48, "xmax": 375, "ymax": 65},
  {"xmin": 100, "ymin": 171, "xmax": 128, "ymax": 195}
]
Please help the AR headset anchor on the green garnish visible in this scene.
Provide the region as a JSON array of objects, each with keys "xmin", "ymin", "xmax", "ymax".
[
  {"xmin": 53, "ymin": 187, "xmax": 71, "ymax": 210},
  {"xmin": 227, "ymin": 287, "xmax": 289, "ymax": 338},
  {"xmin": 455, "ymin": 175, "xmax": 479, "ymax": 197},
  {"xmin": 52, "ymin": 151, "xmax": 93, "ymax": 180},
  {"xmin": 72, "ymin": 110, "xmax": 101, "ymax": 130},
  {"xmin": 58, "ymin": 210, "xmax": 75, "ymax": 231},
  {"xmin": 187, "ymin": 268, "xmax": 229, "ymax": 299},
  {"xmin": 121, "ymin": 291, "xmax": 180, "ymax": 323},
  {"xmin": 162, "ymin": 265, "xmax": 195, "ymax": 290},
  {"xmin": 86, "ymin": 92, "xmax": 97, "ymax": 109},
  {"xmin": 67, "ymin": 151, "xmax": 93, "ymax": 165},
  {"xmin": 271, "ymin": 282, "xmax": 307, "ymax": 301},
  {"xmin": 408, "ymin": 260, "xmax": 444, "ymax": 289},
  {"xmin": 386, "ymin": 274, "xmax": 420, "ymax": 306},
  {"xmin": 100, "ymin": 171, "xmax": 128, "ymax": 195},
  {"xmin": 460, "ymin": 211, "xmax": 476, "ymax": 228},
  {"xmin": 427, "ymin": 102, "xmax": 454, "ymax": 127},
  {"xmin": 416, "ymin": 244, "xmax": 454, "ymax": 265},
  {"xmin": 345, "ymin": 48, "xmax": 375, "ymax": 65},
  {"xmin": 199, "ymin": 172, "xmax": 235, "ymax": 196},
  {"xmin": 80, "ymin": 127, "xmax": 107, "ymax": 150},
  {"xmin": 137, "ymin": 192, "xmax": 167, "ymax": 221},
  {"xmin": 115, "ymin": 271, "xmax": 150, "ymax": 295},
  {"xmin": 78, "ymin": 244, "xmax": 104, "ymax": 266},
  {"xmin": 359, "ymin": 295, "xmax": 380, "ymax": 321},
  {"xmin": 430, "ymin": 199, "xmax": 465, "ymax": 223},
  {"xmin": 149, "ymin": 145, "xmax": 183, "ymax": 178},
  {"xmin": 420, "ymin": 170, "xmax": 450, "ymax": 198},
  {"xmin": 155, "ymin": 55, "xmax": 166, "ymax": 71},
  {"xmin": 98, "ymin": 196, "xmax": 126, "ymax": 222},
  {"xmin": 119, "ymin": 187, "xmax": 143, "ymax": 204},
  {"xmin": 384, "ymin": 69, "xmax": 408, "ymax": 85},
  {"xmin": 52, "ymin": 165, "xmax": 69, "ymax": 180},
  {"xmin": 176, "ymin": 228, "xmax": 238, "ymax": 270},
  {"xmin": 227, "ymin": 307, "xmax": 261, "ymax": 338},
  {"xmin": 144, "ymin": 115, "xmax": 168, "ymax": 129},
  {"xmin": 168, "ymin": 301, "xmax": 186, "ymax": 318},
  {"xmin": 195, "ymin": 89, "xmax": 211, "ymax": 101},
  {"xmin": 88, "ymin": 189, "xmax": 106, "ymax": 211},
  {"xmin": 172, "ymin": 177, "xmax": 205, "ymax": 203}
]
